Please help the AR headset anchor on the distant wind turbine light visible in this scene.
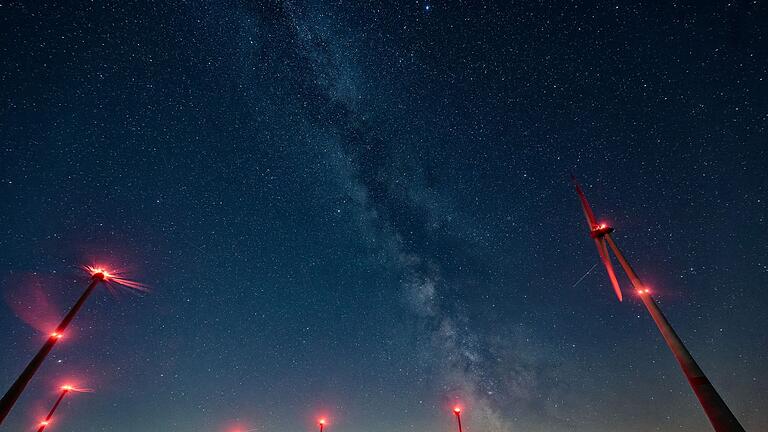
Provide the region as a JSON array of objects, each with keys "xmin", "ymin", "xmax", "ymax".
[
  {"xmin": 452, "ymin": 406, "xmax": 464, "ymax": 432},
  {"xmin": 0, "ymin": 265, "xmax": 145, "ymax": 424},
  {"xmin": 571, "ymin": 176, "xmax": 745, "ymax": 432}
]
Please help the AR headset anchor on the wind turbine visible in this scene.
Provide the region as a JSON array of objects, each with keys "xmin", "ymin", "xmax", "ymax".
[
  {"xmin": 0, "ymin": 265, "xmax": 145, "ymax": 424},
  {"xmin": 452, "ymin": 406, "xmax": 464, "ymax": 432},
  {"xmin": 36, "ymin": 384, "xmax": 91, "ymax": 432},
  {"xmin": 572, "ymin": 176, "xmax": 744, "ymax": 432}
]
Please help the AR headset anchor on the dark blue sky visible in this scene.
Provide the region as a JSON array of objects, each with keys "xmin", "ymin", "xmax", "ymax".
[{"xmin": 1, "ymin": 1, "xmax": 766, "ymax": 431}]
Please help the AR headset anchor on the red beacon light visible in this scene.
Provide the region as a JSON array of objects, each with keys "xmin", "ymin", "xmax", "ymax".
[
  {"xmin": 453, "ymin": 407, "xmax": 461, "ymax": 414},
  {"xmin": 50, "ymin": 332, "xmax": 63, "ymax": 339},
  {"xmin": 84, "ymin": 266, "xmax": 112, "ymax": 280},
  {"xmin": 81, "ymin": 264, "xmax": 147, "ymax": 292}
]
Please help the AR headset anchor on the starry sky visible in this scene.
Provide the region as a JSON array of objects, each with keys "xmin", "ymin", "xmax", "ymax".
[{"xmin": 1, "ymin": 1, "xmax": 767, "ymax": 431}]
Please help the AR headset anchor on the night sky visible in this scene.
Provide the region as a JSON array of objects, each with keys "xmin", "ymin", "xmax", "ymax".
[{"xmin": 1, "ymin": 1, "xmax": 767, "ymax": 431}]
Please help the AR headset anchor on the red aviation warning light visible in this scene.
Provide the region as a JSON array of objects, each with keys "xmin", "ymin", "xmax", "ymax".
[
  {"xmin": 84, "ymin": 266, "xmax": 110, "ymax": 280},
  {"xmin": 82, "ymin": 265, "xmax": 148, "ymax": 293},
  {"xmin": 318, "ymin": 418, "xmax": 327, "ymax": 432},
  {"xmin": 59, "ymin": 384, "xmax": 91, "ymax": 394}
]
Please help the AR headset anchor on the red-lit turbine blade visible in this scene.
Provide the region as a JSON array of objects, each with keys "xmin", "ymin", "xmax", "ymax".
[
  {"xmin": 594, "ymin": 238, "xmax": 623, "ymax": 301},
  {"xmin": 572, "ymin": 176, "xmax": 598, "ymax": 228},
  {"xmin": 604, "ymin": 234, "xmax": 643, "ymax": 290}
]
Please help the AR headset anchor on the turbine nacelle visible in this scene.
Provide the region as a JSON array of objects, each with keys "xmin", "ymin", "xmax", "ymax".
[{"xmin": 589, "ymin": 223, "xmax": 614, "ymax": 239}]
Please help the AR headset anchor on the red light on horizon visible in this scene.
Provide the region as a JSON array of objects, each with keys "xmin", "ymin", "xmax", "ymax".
[
  {"xmin": 61, "ymin": 385, "xmax": 73, "ymax": 391},
  {"xmin": 50, "ymin": 332, "xmax": 63, "ymax": 339},
  {"xmin": 319, "ymin": 418, "xmax": 326, "ymax": 425},
  {"xmin": 453, "ymin": 406, "xmax": 461, "ymax": 414},
  {"xmin": 39, "ymin": 420, "xmax": 49, "ymax": 426}
]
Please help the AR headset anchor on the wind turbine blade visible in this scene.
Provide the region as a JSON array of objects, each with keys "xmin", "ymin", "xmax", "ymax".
[
  {"xmin": 595, "ymin": 238, "xmax": 623, "ymax": 301},
  {"xmin": 571, "ymin": 175, "xmax": 598, "ymax": 228},
  {"xmin": 604, "ymin": 234, "xmax": 643, "ymax": 290}
]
